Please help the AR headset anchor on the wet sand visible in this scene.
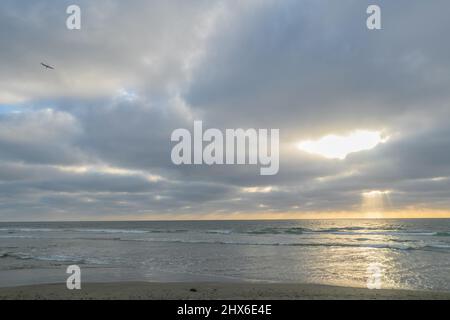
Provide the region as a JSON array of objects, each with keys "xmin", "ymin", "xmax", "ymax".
[{"xmin": 1, "ymin": 282, "xmax": 450, "ymax": 300}]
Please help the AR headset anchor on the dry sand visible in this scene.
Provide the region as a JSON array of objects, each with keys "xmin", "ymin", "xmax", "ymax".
[{"xmin": 1, "ymin": 282, "xmax": 450, "ymax": 300}]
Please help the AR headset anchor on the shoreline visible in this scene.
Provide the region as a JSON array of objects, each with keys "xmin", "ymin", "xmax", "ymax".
[{"xmin": 1, "ymin": 282, "xmax": 450, "ymax": 300}]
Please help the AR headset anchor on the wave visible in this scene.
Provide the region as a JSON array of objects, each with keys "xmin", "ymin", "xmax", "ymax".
[
  {"xmin": 0, "ymin": 235, "xmax": 36, "ymax": 239},
  {"xmin": 245, "ymin": 227, "xmax": 445, "ymax": 237},
  {"xmin": 119, "ymin": 237, "xmax": 450, "ymax": 251},
  {"xmin": 0, "ymin": 252, "xmax": 106, "ymax": 264},
  {"xmin": 2, "ymin": 226, "xmax": 450, "ymax": 242},
  {"xmin": 424, "ymin": 244, "xmax": 450, "ymax": 250},
  {"xmin": 0, "ymin": 227, "xmax": 189, "ymax": 235},
  {"xmin": 71, "ymin": 228, "xmax": 148, "ymax": 234},
  {"xmin": 2, "ymin": 224, "xmax": 450, "ymax": 237},
  {"xmin": 435, "ymin": 232, "xmax": 450, "ymax": 237},
  {"xmin": 0, "ymin": 228, "xmax": 56, "ymax": 233},
  {"xmin": 247, "ymin": 227, "xmax": 310, "ymax": 235},
  {"xmin": 205, "ymin": 229, "xmax": 233, "ymax": 235}
]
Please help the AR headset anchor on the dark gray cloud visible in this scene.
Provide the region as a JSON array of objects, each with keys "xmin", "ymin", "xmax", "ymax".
[
  {"xmin": 186, "ymin": 0, "xmax": 450, "ymax": 134},
  {"xmin": 1, "ymin": 0, "xmax": 450, "ymax": 220}
]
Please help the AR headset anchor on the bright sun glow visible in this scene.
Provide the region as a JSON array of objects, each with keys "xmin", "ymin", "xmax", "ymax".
[
  {"xmin": 297, "ymin": 130, "xmax": 389, "ymax": 160},
  {"xmin": 362, "ymin": 190, "xmax": 391, "ymax": 198}
]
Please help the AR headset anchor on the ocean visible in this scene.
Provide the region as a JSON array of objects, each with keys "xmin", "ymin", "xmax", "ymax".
[{"xmin": 1, "ymin": 219, "xmax": 450, "ymax": 291}]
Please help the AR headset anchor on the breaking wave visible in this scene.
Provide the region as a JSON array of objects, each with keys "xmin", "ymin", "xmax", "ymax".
[
  {"xmin": 118, "ymin": 237, "xmax": 450, "ymax": 252},
  {"xmin": 0, "ymin": 251, "xmax": 106, "ymax": 264},
  {"xmin": 245, "ymin": 226, "xmax": 447, "ymax": 237}
]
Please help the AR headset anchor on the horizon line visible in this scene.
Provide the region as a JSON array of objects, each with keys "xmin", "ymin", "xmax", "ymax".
[{"xmin": 2, "ymin": 217, "xmax": 450, "ymax": 223}]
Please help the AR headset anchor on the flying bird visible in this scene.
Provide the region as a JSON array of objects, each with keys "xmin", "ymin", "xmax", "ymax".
[{"xmin": 40, "ymin": 63, "xmax": 55, "ymax": 70}]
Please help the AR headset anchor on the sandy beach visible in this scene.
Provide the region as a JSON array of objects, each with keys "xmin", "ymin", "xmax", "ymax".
[{"xmin": 1, "ymin": 282, "xmax": 450, "ymax": 300}]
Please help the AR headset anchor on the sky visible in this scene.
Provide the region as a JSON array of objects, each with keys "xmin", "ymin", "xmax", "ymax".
[{"xmin": 1, "ymin": 0, "xmax": 450, "ymax": 221}]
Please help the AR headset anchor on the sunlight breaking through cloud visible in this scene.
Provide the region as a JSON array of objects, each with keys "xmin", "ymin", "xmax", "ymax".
[{"xmin": 297, "ymin": 130, "xmax": 389, "ymax": 160}]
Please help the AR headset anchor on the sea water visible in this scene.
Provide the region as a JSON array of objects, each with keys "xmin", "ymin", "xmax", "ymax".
[{"xmin": 1, "ymin": 219, "xmax": 450, "ymax": 291}]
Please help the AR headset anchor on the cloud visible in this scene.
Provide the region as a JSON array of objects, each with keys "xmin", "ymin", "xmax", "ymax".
[
  {"xmin": 0, "ymin": 0, "xmax": 450, "ymax": 220},
  {"xmin": 0, "ymin": 108, "xmax": 86, "ymax": 165},
  {"xmin": 186, "ymin": 0, "xmax": 450, "ymax": 134},
  {"xmin": 0, "ymin": 0, "xmax": 222, "ymax": 103}
]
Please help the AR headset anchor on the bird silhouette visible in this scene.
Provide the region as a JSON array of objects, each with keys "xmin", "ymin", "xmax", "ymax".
[{"xmin": 41, "ymin": 63, "xmax": 55, "ymax": 70}]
